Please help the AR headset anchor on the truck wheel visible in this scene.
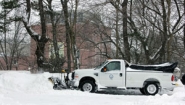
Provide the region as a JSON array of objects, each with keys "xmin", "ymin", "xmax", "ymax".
[
  {"xmin": 144, "ymin": 83, "xmax": 159, "ymax": 95},
  {"xmin": 80, "ymin": 80, "xmax": 95, "ymax": 92},
  {"xmin": 139, "ymin": 88, "xmax": 146, "ymax": 95}
]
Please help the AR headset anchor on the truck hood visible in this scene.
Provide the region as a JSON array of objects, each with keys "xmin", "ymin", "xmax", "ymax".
[{"xmin": 74, "ymin": 68, "xmax": 95, "ymax": 72}]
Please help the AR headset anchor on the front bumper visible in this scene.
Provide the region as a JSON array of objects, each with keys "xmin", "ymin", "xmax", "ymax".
[{"xmin": 71, "ymin": 80, "xmax": 80, "ymax": 88}]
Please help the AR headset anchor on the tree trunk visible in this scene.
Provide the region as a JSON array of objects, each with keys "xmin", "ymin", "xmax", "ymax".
[
  {"xmin": 159, "ymin": 0, "xmax": 168, "ymax": 63},
  {"xmin": 184, "ymin": 0, "xmax": 185, "ymax": 52},
  {"xmin": 122, "ymin": 0, "xmax": 130, "ymax": 62},
  {"xmin": 166, "ymin": 0, "xmax": 172, "ymax": 61},
  {"xmin": 116, "ymin": 9, "xmax": 119, "ymax": 58},
  {"xmin": 36, "ymin": 0, "xmax": 48, "ymax": 72},
  {"xmin": 71, "ymin": 0, "xmax": 79, "ymax": 69},
  {"xmin": 61, "ymin": 0, "xmax": 72, "ymax": 71},
  {"xmin": 48, "ymin": 0, "xmax": 61, "ymax": 71}
]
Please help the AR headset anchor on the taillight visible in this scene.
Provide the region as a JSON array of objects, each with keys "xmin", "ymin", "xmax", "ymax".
[{"xmin": 171, "ymin": 75, "xmax": 174, "ymax": 81}]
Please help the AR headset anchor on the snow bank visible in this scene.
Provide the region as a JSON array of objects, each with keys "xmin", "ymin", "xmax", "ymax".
[
  {"xmin": 0, "ymin": 71, "xmax": 185, "ymax": 105},
  {"xmin": 0, "ymin": 71, "xmax": 53, "ymax": 93}
]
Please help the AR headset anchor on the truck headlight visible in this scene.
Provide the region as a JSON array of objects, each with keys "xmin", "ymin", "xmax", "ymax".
[{"xmin": 74, "ymin": 73, "xmax": 79, "ymax": 79}]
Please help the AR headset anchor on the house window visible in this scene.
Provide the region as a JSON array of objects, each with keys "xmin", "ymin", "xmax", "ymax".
[
  {"xmin": 13, "ymin": 59, "xmax": 18, "ymax": 65},
  {"xmin": 78, "ymin": 12, "xmax": 83, "ymax": 22},
  {"xmin": 49, "ymin": 42, "xmax": 64, "ymax": 58}
]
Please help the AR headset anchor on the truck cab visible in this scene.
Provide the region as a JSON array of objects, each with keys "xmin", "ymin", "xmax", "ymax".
[
  {"xmin": 96, "ymin": 60, "xmax": 126, "ymax": 88},
  {"xmin": 71, "ymin": 59, "xmax": 178, "ymax": 95}
]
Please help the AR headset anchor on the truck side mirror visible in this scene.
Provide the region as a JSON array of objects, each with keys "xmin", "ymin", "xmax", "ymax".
[{"xmin": 101, "ymin": 67, "xmax": 107, "ymax": 72}]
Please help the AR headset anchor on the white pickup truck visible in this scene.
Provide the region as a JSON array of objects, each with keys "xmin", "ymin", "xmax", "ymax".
[{"xmin": 71, "ymin": 59, "xmax": 178, "ymax": 95}]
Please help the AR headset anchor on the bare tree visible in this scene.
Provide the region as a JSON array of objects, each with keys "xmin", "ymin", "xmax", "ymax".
[
  {"xmin": 46, "ymin": 0, "xmax": 62, "ymax": 72},
  {"xmin": 22, "ymin": 0, "xmax": 49, "ymax": 72},
  {"xmin": 184, "ymin": 0, "xmax": 185, "ymax": 54},
  {"xmin": 86, "ymin": 0, "xmax": 184, "ymax": 66},
  {"xmin": 108, "ymin": 0, "xmax": 130, "ymax": 62},
  {"xmin": 60, "ymin": 0, "xmax": 81, "ymax": 70},
  {"xmin": 152, "ymin": 0, "xmax": 182, "ymax": 63},
  {"xmin": 60, "ymin": 0, "xmax": 72, "ymax": 71},
  {"xmin": 0, "ymin": 0, "xmax": 27, "ymax": 70}
]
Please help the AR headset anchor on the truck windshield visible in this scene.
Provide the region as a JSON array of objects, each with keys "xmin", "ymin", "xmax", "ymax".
[{"xmin": 94, "ymin": 61, "xmax": 108, "ymax": 70}]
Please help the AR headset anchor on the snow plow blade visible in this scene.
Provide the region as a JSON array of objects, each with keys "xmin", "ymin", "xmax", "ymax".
[{"xmin": 48, "ymin": 77, "xmax": 67, "ymax": 90}]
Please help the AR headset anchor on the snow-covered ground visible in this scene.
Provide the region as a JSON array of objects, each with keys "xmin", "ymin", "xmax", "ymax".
[{"xmin": 0, "ymin": 71, "xmax": 185, "ymax": 105}]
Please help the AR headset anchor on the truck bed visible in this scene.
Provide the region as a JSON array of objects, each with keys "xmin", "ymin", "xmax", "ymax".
[{"xmin": 126, "ymin": 68, "xmax": 174, "ymax": 89}]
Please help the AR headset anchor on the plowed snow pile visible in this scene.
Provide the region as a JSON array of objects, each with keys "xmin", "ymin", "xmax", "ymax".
[
  {"xmin": 0, "ymin": 71, "xmax": 54, "ymax": 93},
  {"xmin": 0, "ymin": 71, "xmax": 185, "ymax": 105}
]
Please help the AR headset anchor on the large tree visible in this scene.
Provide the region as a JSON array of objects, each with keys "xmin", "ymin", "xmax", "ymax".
[
  {"xmin": 88, "ymin": 0, "xmax": 184, "ymax": 66},
  {"xmin": 0, "ymin": 0, "xmax": 27, "ymax": 70},
  {"xmin": 60, "ymin": 0, "xmax": 81, "ymax": 71},
  {"xmin": 22, "ymin": 0, "xmax": 49, "ymax": 72},
  {"xmin": 108, "ymin": 0, "xmax": 130, "ymax": 62}
]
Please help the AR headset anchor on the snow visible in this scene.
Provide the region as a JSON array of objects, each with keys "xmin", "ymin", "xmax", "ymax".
[{"xmin": 0, "ymin": 71, "xmax": 185, "ymax": 105}]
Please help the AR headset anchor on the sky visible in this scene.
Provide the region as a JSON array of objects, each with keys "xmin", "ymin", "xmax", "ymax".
[{"xmin": 0, "ymin": 71, "xmax": 185, "ymax": 105}]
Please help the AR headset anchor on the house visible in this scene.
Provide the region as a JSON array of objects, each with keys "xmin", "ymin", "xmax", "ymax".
[
  {"xmin": 30, "ymin": 21, "xmax": 112, "ymax": 71},
  {"xmin": 0, "ymin": 11, "xmax": 112, "ymax": 72}
]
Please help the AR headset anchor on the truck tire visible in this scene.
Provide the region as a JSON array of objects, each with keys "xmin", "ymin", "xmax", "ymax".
[
  {"xmin": 144, "ymin": 83, "xmax": 159, "ymax": 95},
  {"xmin": 80, "ymin": 80, "xmax": 95, "ymax": 92},
  {"xmin": 139, "ymin": 88, "xmax": 146, "ymax": 95}
]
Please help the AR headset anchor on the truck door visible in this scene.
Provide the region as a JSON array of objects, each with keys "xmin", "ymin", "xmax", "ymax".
[{"xmin": 99, "ymin": 61, "xmax": 124, "ymax": 87}]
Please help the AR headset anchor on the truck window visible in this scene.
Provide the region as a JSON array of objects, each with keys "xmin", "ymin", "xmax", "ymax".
[
  {"xmin": 94, "ymin": 61, "xmax": 108, "ymax": 70},
  {"xmin": 105, "ymin": 61, "xmax": 120, "ymax": 71}
]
